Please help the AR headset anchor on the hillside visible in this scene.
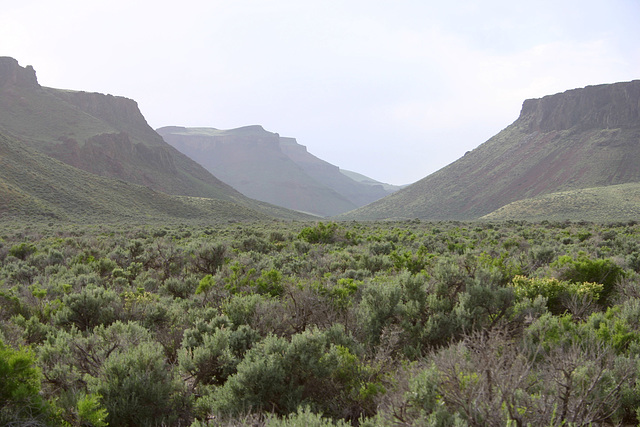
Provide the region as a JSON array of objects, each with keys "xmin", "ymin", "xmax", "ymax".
[
  {"xmin": 480, "ymin": 182, "xmax": 640, "ymax": 222},
  {"xmin": 339, "ymin": 80, "xmax": 640, "ymax": 221},
  {"xmin": 0, "ymin": 131, "xmax": 280, "ymax": 222},
  {"xmin": 157, "ymin": 125, "xmax": 398, "ymax": 216}
]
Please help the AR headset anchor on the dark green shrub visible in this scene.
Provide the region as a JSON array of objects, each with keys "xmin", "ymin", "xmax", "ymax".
[
  {"xmin": 87, "ymin": 341, "xmax": 186, "ymax": 427},
  {"xmin": 190, "ymin": 242, "xmax": 227, "ymax": 275},
  {"xmin": 299, "ymin": 222, "xmax": 339, "ymax": 244},
  {"xmin": 552, "ymin": 255, "xmax": 624, "ymax": 304},
  {"xmin": 510, "ymin": 275, "xmax": 602, "ymax": 315},
  {"xmin": 255, "ymin": 268, "xmax": 285, "ymax": 297},
  {"xmin": 358, "ymin": 279, "xmax": 402, "ymax": 347},
  {"xmin": 179, "ymin": 324, "xmax": 259, "ymax": 386},
  {"xmin": 8, "ymin": 242, "xmax": 37, "ymax": 260},
  {"xmin": 163, "ymin": 276, "xmax": 197, "ymax": 299},
  {"xmin": 55, "ymin": 285, "xmax": 119, "ymax": 331},
  {"xmin": 211, "ymin": 325, "xmax": 369, "ymax": 420}
]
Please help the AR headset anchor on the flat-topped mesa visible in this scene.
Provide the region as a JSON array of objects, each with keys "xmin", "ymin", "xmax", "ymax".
[
  {"xmin": 0, "ymin": 57, "xmax": 39, "ymax": 88},
  {"xmin": 519, "ymin": 80, "xmax": 640, "ymax": 132}
]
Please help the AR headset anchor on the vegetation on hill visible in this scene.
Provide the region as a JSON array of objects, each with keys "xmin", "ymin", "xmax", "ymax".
[
  {"xmin": 340, "ymin": 80, "xmax": 640, "ymax": 221},
  {"xmin": 481, "ymin": 182, "xmax": 640, "ymax": 222},
  {"xmin": 0, "ymin": 131, "xmax": 311, "ymax": 223},
  {"xmin": 2, "ymin": 219, "xmax": 640, "ymax": 426},
  {"xmin": 0, "ymin": 58, "xmax": 315, "ymax": 222}
]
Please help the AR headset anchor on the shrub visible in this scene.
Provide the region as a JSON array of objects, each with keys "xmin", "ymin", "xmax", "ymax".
[
  {"xmin": 190, "ymin": 242, "xmax": 228, "ymax": 275},
  {"xmin": 552, "ymin": 255, "xmax": 624, "ymax": 304},
  {"xmin": 164, "ymin": 276, "xmax": 197, "ymax": 299},
  {"xmin": 87, "ymin": 341, "xmax": 186, "ymax": 427},
  {"xmin": 299, "ymin": 222, "xmax": 339, "ymax": 244},
  {"xmin": 0, "ymin": 339, "xmax": 57, "ymax": 426},
  {"xmin": 211, "ymin": 325, "xmax": 368, "ymax": 420},
  {"xmin": 179, "ymin": 324, "xmax": 259, "ymax": 387},
  {"xmin": 54, "ymin": 285, "xmax": 119, "ymax": 331},
  {"xmin": 510, "ymin": 275, "xmax": 603, "ymax": 314},
  {"xmin": 8, "ymin": 242, "xmax": 37, "ymax": 260}
]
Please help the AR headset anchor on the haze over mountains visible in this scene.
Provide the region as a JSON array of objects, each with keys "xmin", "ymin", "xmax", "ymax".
[
  {"xmin": 1, "ymin": 56, "xmax": 638, "ymax": 223},
  {"xmin": 339, "ymin": 79, "xmax": 640, "ymax": 221},
  {"xmin": 157, "ymin": 126, "xmax": 401, "ymax": 217}
]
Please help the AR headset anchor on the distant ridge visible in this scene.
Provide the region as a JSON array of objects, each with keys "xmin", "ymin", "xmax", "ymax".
[
  {"xmin": 339, "ymin": 80, "xmax": 640, "ymax": 221},
  {"xmin": 157, "ymin": 126, "xmax": 399, "ymax": 216}
]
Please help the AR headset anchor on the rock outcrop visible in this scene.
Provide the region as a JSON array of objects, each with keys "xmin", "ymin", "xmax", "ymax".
[{"xmin": 0, "ymin": 57, "xmax": 38, "ymax": 88}]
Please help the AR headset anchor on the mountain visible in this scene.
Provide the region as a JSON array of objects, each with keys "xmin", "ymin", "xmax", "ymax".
[
  {"xmin": 339, "ymin": 80, "xmax": 640, "ymax": 221},
  {"xmin": 157, "ymin": 125, "xmax": 398, "ymax": 216},
  {"xmin": 0, "ymin": 57, "xmax": 242, "ymax": 200},
  {"xmin": 0, "ymin": 57, "xmax": 312, "ymax": 222}
]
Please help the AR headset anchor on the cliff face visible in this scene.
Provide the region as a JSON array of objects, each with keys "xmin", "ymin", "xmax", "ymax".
[
  {"xmin": 340, "ymin": 80, "xmax": 640, "ymax": 221},
  {"xmin": 52, "ymin": 90, "xmax": 162, "ymax": 143},
  {"xmin": 521, "ymin": 80, "xmax": 640, "ymax": 132}
]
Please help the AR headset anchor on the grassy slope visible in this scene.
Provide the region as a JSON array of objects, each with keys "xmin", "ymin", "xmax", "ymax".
[
  {"xmin": 0, "ymin": 77, "xmax": 311, "ymax": 221},
  {"xmin": 480, "ymin": 182, "xmax": 640, "ymax": 222}
]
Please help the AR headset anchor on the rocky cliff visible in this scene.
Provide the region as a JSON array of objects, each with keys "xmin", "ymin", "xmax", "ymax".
[{"xmin": 339, "ymin": 80, "xmax": 640, "ymax": 221}]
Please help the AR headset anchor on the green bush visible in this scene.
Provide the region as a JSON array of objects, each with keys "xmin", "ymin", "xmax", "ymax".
[
  {"xmin": 8, "ymin": 242, "xmax": 37, "ymax": 260},
  {"xmin": 179, "ymin": 324, "xmax": 259, "ymax": 386},
  {"xmin": 55, "ymin": 285, "xmax": 120, "ymax": 330},
  {"xmin": 552, "ymin": 255, "xmax": 624, "ymax": 304},
  {"xmin": 0, "ymin": 339, "xmax": 57, "ymax": 426},
  {"xmin": 299, "ymin": 222, "xmax": 339, "ymax": 244},
  {"xmin": 211, "ymin": 325, "xmax": 369, "ymax": 421},
  {"xmin": 87, "ymin": 341, "xmax": 186, "ymax": 427},
  {"xmin": 510, "ymin": 275, "xmax": 602, "ymax": 314}
]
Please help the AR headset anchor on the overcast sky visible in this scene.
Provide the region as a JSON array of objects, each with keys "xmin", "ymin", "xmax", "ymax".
[{"xmin": 2, "ymin": 1, "xmax": 639, "ymax": 185}]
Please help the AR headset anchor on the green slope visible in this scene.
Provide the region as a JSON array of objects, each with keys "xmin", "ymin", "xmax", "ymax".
[
  {"xmin": 480, "ymin": 182, "xmax": 640, "ymax": 222},
  {"xmin": 339, "ymin": 80, "xmax": 640, "ymax": 221},
  {"xmin": 0, "ymin": 132, "xmax": 276, "ymax": 223}
]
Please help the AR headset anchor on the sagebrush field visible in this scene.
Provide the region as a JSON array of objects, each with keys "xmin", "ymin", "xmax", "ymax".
[{"xmin": 2, "ymin": 219, "xmax": 640, "ymax": 426}]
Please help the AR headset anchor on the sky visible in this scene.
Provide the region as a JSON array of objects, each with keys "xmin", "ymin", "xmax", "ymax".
[{"xmin": 1, "ymin": 1, "xmax": 639, "ymax": 185}]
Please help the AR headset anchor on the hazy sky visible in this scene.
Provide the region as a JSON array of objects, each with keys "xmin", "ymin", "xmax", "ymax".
[{"xmin": 2, "ymin": 1, "xmax": 639, "ymax": 185}]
